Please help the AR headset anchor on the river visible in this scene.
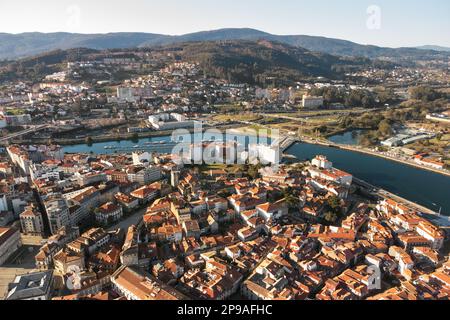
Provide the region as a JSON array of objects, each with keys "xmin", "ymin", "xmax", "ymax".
[
  {"xmin": 285, "ymin": 143, "xmax": 450, "ymax": 216},
  {"xmin": 62, "ymin": 135, "xmax": 450, "ymax": 216}
]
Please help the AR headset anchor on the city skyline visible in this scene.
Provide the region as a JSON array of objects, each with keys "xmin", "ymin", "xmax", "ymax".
[{"xmin": 0, "ymin": 0, "xmax": 449, "ymax": 48}]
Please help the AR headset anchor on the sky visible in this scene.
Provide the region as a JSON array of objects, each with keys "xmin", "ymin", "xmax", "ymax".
[{"xmin": 0, "ymin": 0, "xmax": 449, "ymax": 48}]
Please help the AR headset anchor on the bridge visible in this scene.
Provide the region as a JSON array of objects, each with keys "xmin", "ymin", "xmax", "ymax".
[
  {"xmin": 0, "ymin": 124, "xmax": 50, "ymax": 144},
  {"xmin": 273, "ymin": 136, "xmax": 299, "ymax": 152}
]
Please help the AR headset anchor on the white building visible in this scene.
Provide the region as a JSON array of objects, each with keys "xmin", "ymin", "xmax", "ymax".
[
  {"xmin": 127, "ymin": 166, "xmax": 161, "ymax": 185},
  {"xmin": 44, "ymin": 196, "xmax": 71, "ymax": 235},
  {"xmin": 256, "ymin": 200, "xmax": 288, "ymax": 222},
  {"xmin": 248, "ymin": 144, "xmax": 280, "ymax": 165},
  {"xmin": 148, "ymin": 113, "xmax": 196, "ymax": 131},
  {"xmin": 311, "ymin": 155, "xmax": 333, "ymax": 169}
]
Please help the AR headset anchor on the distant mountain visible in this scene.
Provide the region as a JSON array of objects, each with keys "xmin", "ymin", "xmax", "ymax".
[
  {"xmin": 0, "ymin": 40, "xmax": 392, "ymax": 85},
  {"xmin": 416, "ymin": 45, "xmax": 450, "ymax": 52},
  {"xmin": 0, "ymin": 32, "xmax": 165, "ymax": 60},
  {"xmin": 152, "ymin": 40, "xmax": 391, "ymax": 85},
  {"xmin": 0, "ymin": 28, "xmax": 448, "ymax": 62}
]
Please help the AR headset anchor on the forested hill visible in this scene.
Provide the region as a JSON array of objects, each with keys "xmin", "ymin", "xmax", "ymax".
[
  {"xmin": 0, "ymin": 40, "xmax": 395, "ymax": 85},
  {"xmin": 155, "ymin": 40, "xmax": 393, "ymax": 85},
  {"xmin": 0, "ymin": 28, "xmax": 448, "ymax": 63}
]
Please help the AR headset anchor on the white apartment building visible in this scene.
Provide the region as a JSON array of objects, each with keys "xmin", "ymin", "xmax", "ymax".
[
  {"xmin": 311, "ymin": 155, "xmax": 333, "ymax": 169},
  {"xmin": 44, "ymin": 197, "xmax": 71, "ymax": 235},
  {"xmin": 128, "ymin": 166, "xmax": 161, "ymax": 185},
  {"xmin": 148, "ymin": 113, "xmax": 196, "ymax": 131}
]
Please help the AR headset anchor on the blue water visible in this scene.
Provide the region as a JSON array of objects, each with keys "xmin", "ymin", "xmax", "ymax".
[
  {"xmin": 286, "ymin": 143, "xmax": 450, "ymax": 216},
  {"xmin": 63, "ymin": 136, "xmax": 450, "ymax": 216},
  {"xmin": 328, "ymin": 130, "xmax": 367, "ymax": 146},
  {"xmin": 62, "ymin": 133, "xmax": 272, "ymax": 155}
]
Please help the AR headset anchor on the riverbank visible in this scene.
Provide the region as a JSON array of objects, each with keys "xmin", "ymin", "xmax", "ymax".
[
  {"xmin": 285, "ymin": 142, "xmax": 450, "ymax": 216},
  {"xmin": 354, "ymin": 177, "xmax": 450, "ymax": 226},
  {"xmin": 236, "ymin": 122, "xmax": 450, "ymax": 179},
  {"xmin": 300, "ymin": 136, "xmax": 450, "ymax": 178},
  {"xmin": 16, "ymin": 123, "xmax": 244, "ymax": 146}
]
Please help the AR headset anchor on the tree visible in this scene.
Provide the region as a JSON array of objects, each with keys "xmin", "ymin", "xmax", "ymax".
[
  {"xmin": 247, "ymin": 163, "xmax": 262, "ymax": 179},
  {"xmin": 131, "ymin": 133, "xmax": 139, "ymax": 142},
  {"xmin": 409, "ymin": 86, "xmax": 441, "ymax": 102},
  {"xmin": 327, "ymin": 196, "xmax": 342, "ymax": 213},
  {"xmin": 324, "ymin": 211, "xmax": 338, "ymax": 224},
  {"xmin": 85, "ymin": 136, "xmax": 93, "ymax": 146},
  {"xmin": 283, "ymin": 188, "xmax": 300, "ymax": 209},
  {"xmin": 378, "ymin": 119, "xmax": 393, "ymax": 137}
]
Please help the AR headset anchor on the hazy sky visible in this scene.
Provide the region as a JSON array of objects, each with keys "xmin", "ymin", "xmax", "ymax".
[{"xmin": 0, "ymin": 0, "xmax": 449, "ymax": 47}]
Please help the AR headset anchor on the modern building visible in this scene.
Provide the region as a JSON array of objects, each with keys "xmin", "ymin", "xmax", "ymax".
[
  {"xmin": 148, "ymin": 113, "xmax": 196, "ymax": 131},
  {"xmin": 44, "ymin": 196, "xmax": 72, "ymax": 235},
  {"xmin": 248, "ymin": 144, "xmax": 280, "ymax": 165}
]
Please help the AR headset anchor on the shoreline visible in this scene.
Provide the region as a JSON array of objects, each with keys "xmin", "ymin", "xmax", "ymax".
[
  {"xmin": 33, "ymin": 126, "xmax": 449, "ymax": 218},
  {"xmin": 29, "ymin": 124, "xmax": 449, "ymax": 179},
  {"xmin": 297, "ymin": 137, "xmax": 450, "ymax": 179},
  {"xmin": 18, "ymin": 124, "xmax": 244, "ymax": 146}
]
